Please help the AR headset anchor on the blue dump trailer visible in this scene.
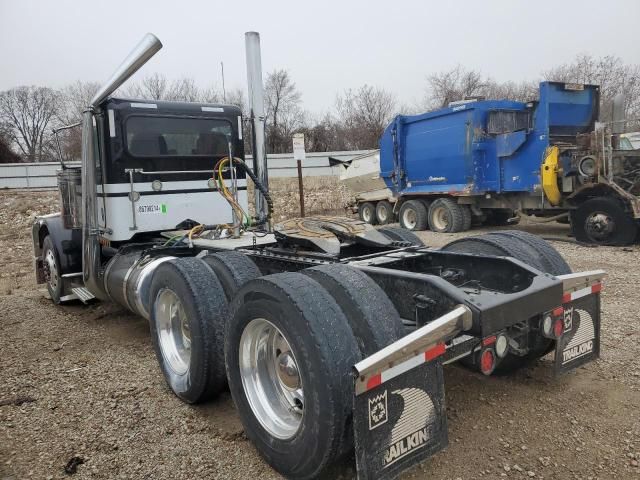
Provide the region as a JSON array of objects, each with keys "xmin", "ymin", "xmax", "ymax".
[{"xmin": 352, "ymin": 82, "xmax": 640, "ymax": 245}]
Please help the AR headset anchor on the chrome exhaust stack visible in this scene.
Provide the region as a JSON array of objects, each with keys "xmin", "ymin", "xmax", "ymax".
[
  {"xmin": 82, "ymin": 33, "xmax": 163, "ymax": 298},
  {"xmin": 90, "ymin": 33, "xmax": 163, "ymax": 108},
  {"xmin": 245, "ymin": 32, "xmax": 271, "ymax": 230}
]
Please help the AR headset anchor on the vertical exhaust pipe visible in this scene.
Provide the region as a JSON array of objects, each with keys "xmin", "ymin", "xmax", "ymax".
[
  {"xmin": 245, "ymin": 32, "xmax": 271, "ymax": 229},
  {"xmin": 82, "ymin": 33, "xmax": 162, "ymax": 298}
]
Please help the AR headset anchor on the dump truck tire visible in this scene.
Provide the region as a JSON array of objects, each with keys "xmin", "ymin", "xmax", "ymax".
[
  {"xmin": 303, "ymin": 264, "xmax": 405, "ymax": 355},
  {"xmin": 375, "ymin": 200, "xmax": 394, "ymax": 225},
  {"xmin": 486, "ymin": 230, "xmax": 571, "ymax": 275},
  {"xmin": 200, "ymin": 251, "xmax": 261, "ymax": 302},
  {"xmin": 149, "ymin": 257, "xmax": 228, "ymax": 403},
  {"xmin": 378, "ymin": 226, "xmax": 424, "ymax": 246},
  {"xmin": 225, "ymin": 272, "xmax": 360, "ymax": 479},
  {"xmin": 42, "ymin": 235, "xmax": 63, "ymax": 304},
  {"xmin": 358, "ymin": 202, "xmax": 377, "ymax": 225},
  {"xmin": 442, "ymin": 232, "xmax": 570, "ymax": 373},
  {"xmin": 570, "ymin": 196, "xmax": 638, "ymax": 246},
  {"xmin": 461, "ymin": 205, "xmax": 472, "ymax": 231},
  {"xmin": 399, "ymin": 199, "xmax": 429, "ymax": 231},
  {"xmin": 428, "ymin": 198, "xmax": 465, "ymax": 233}
]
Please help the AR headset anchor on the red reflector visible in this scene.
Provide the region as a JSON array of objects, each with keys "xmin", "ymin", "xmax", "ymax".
[
  {"xmin": 480, "ymin": 349, "xmax": 495, "ymax": 375},
  {"xmin": 552, "ymin": 306, "xmax": 564, "ymax": 317},
  {"xmin": 562, "ymin": 293, "xmax": 571, "ymax": 304},
  {"xmin": 592, "ymin": 283, "xmax": 602, "ymax": 294},
  {"xmin": 553, "ymin": 318, "xmax": 564, "ymax": 338},
  {"xmin": 366, "ymin": 373, "xmax": 381, "ymax": 391},
  {"xmin": 482, "ymin": 335, "xmax": 497, "ymax": 347},
  {"xmin": 425, "ymin": 343, "xmax": 446, "ymax": 362}
]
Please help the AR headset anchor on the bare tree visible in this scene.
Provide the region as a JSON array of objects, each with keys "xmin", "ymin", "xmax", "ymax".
[
  {"xmin": 423, "ymin": 66, "xmax": 537, "ymax": 110},
  {"xmin": 265, "ymin": 69, "xmax": 302, "ymax": 153},
  {"xmin": 336, "ymin": 85, "xmax": 397, "ymax": 149},
  {"xmin": 0, "ymin": 123, "xmax": 21, "ymax": 163},
  {"xmin": 122, "ymin": 72, "xmax": 168, "ymax": 100},
  {"xmin": 55, "ymin": 80, "xmax": 100, "ymax": 161},
  {"xmin": 0, "ymin": 86, "xmax": 61, "ymax": 162}
]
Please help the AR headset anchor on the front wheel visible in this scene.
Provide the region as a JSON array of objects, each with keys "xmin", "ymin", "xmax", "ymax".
[
  {"xmin": 42, "ymin": 235, "xmax": 63, "ymax": 304},
  {"xmin": 570, "ymin": 196, "xmax": 637, "ymax": 245}
]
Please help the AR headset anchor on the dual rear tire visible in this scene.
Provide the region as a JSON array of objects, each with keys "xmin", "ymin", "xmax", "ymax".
[
  {"xmin": 150, "ymin": 254, "xmax": 404, "ymax": 479},
  {"xmin": 358, "ymin": 200, "xmax": 394, "ymax": 225}
]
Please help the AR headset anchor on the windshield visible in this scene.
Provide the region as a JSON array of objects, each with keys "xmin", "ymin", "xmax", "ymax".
[{"xmin": 126, "ymin": 116, "xmax": 233, "ymax": 157}]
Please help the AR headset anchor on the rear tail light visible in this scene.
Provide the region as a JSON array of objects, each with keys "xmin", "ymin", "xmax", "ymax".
[
  {"xmin": 542, "ymin": 307, "xmax": 564, "ymax": 339},
  {"xmin": 495, "ymin": 334, "xmax": 509, "ymax": 358},
  {"xmin": 479, "ymin": 348, "xmax": 496, "ymax": 375},
  {"xmin": 553, "ymin": 318, "xmax": 564, "ymax": 338}
]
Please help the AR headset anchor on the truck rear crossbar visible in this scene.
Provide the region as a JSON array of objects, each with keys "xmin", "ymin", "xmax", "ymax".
[{"xmin": 351, "ymin": 269, "xmax": 605, "ymax": 479}]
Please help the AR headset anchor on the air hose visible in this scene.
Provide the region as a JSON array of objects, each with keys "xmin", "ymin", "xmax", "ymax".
[{"xmin": 232, "ymin": 157, "xmax": 274, "ymax": 225}]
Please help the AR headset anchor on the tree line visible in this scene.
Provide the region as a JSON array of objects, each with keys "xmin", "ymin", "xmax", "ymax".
[{"xmin": 1, "ymin": 53, "xmax": 639, "ymax": 163}]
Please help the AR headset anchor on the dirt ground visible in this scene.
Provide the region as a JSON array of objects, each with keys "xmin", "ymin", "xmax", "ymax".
[{"xmin": 1, "ymin": 188, "xmax": 639, "ymax": 480}]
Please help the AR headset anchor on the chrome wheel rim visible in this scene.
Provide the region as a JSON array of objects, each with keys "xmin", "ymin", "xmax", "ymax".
[
  {"xmin": 43, "ymin": 249, "xmax": 59, "ymax": 292},
  {"xmin": 239, "ymin": 318, "xmax": 303, "ymax": 439},
  {"xmin": 402, "ymin": 207, "xmax": 417, "ymax": 229},
  {"xmin": 377, "ymin": 205, "xmax": 388, "ymax": 222},
  {"xmin": 362, "ymin": 206, "xmax": 373, "ymax": 223},
  {"xmin": 431, "ymin": 206, "xmax": 448, "ymax": 231},
  {"xmin": 155, "ymin": 288, "xmax": 191, "ymax": 376},
  {"xmin": 586, "ymin": 212, "xmax": 615, "ymax": 242}
]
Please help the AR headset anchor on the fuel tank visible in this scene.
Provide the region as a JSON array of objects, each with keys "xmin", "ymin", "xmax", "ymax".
[{"xmin": 103, "ymin": 249, "xmax": 175, "ymax": 319}]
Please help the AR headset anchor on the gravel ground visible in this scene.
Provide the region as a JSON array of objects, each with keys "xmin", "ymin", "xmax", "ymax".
[{"xmin": 1, "ymin": 190, "xmax": 639, "ymax": 480}]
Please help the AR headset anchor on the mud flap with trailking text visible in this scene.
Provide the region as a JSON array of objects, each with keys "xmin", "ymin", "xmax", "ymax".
[
  {"xmin": 555, "ymin": 284, "xmax": 601, "ymax": 375},
  {"xmin": 353, "ymin": 349, "xmax": 448, "ymax": 480}
]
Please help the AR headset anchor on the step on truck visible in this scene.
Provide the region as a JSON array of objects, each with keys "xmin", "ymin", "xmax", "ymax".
[
  {"xmin": 343, "ymin": 82, "xmax": 640, "ymax": 246},
  {"xmin": 32, "ymin": 32, "xmax": 606, "ymax": 479}
]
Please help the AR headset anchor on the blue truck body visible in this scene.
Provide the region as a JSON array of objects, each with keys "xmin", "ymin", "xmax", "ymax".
[{"xmin": 379, "ymin": 82, "xmax": 599, "ymax": 197}]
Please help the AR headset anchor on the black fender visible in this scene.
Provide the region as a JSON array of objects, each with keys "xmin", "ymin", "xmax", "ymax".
[{"xmin": 32, "ymin": 214, "xmax": 82, "ymax": 283}]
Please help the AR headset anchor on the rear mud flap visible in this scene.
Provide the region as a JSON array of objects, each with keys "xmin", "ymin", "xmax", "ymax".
[
  {"xmin": 555, "ymin": 290, "xmax": 601, "ymax": 374},
  {"xmin": 353, "ymin": 358, "xmax": 448, "ymax": 480}
]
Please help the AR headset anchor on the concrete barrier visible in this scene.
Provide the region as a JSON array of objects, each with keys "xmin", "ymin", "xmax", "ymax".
[{"xmin": 0, "ymin": 150, "xmax": 374, "ymax": 189}]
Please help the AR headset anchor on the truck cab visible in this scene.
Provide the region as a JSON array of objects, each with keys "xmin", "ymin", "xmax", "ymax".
[{"xmin": 33, "ymin": 95, "xmax": 248, "ymax": 302}]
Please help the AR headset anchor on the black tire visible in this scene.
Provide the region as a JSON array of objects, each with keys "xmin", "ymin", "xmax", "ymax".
[
  {"xmin": 460, "ymin": 205, "xmax": 472, "ymax": 231},
  {"xmin": 200, "ymin": 251, "xmax": 261, "ymax": 301},
  {"xmin": 486, "ymin": 230, "xmax": 571, "ymax": 275},
  {"xmin": 399, "ymin": 200, "xmax": 429, "ymax": 231},
  {"xmin": 484, "ymin": 209, "xmax": 517, "ymax": 226},
  {"xmin": 428, "ymin": 198, "xmax": 465, "ymax": 233},
  {"xmin": 378, "ymin": 226, "xmax": 425, "ymax": 246},
  {"xmin": 375, "ymin": 200, "xmax": 394, "ymax": 225},
  {"xmin": 226, "ymin": 273, "xmax": 360, "ymax": 479},
  {"xmin": 358, "ymin": 202, "xmax": 377, "ymax": 225},
  {"xmin": 570, "ymin": 196, "xmax": 638, "ymax": 245},
  {"xmin": 441, "ymin": 234, "xmax": 546, "ymax": 272},
  {"xmin": 149, "ymin": 257, "xmax": 228, "ymax": 403},
  {"xmin": 303, "ymin": 264, "xmax": 405, "ymax": 355},
  {"xmin": 42, "ymin": 235, "xmax": 63, "ymax": 304},
  {"xmin": 442, "ymin": 232, "xmax": 571, "ymax": 373}
]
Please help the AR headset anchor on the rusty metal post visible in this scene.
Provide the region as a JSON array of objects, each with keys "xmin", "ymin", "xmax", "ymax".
[{"xmin": 297, "ymin": 159, "xmax": 305, "ymax": 217}]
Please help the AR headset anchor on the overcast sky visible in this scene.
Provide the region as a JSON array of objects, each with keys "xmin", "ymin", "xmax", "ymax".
[{"xmin": 1, "ymin": 0, "xmax": 639, "ymax": 114}]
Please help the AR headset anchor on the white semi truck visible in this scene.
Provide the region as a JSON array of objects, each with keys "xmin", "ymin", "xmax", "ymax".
[{"xmin": 32, "ymin": 32, "xmax": 605, "ymax": 479}]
